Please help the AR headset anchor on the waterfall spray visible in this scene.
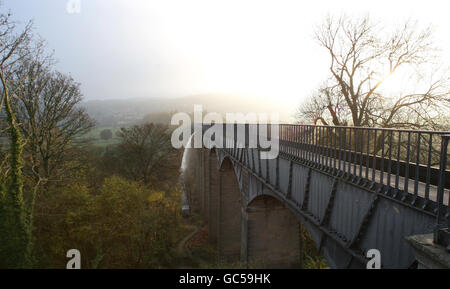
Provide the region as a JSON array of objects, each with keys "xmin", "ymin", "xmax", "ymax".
[{"xmin": 179, "ymin": 134, "xmax": 194, "ymax": 214}]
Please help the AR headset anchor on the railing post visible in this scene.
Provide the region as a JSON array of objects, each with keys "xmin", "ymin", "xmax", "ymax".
[
  {"xmin": 234, "ymin": 123, "xmax": 237, "ymax": 153},
  {"xmin": 434, "ymin": 134, "xmax": 450, "ymax": 251},
  {"xmin": 223, "ymin": 123, "xmax": 226, "ymax": 150}
]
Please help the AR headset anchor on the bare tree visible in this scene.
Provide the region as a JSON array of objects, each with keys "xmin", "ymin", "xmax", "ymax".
[
  {"xmin": 102, "ymin": 123, "xmax": 177, "ymax": 185},
  {"xmin": 297, "ymin": 15, "xmax": 450, "ymax": 130},
  {"xmin": 0, "ymin": 8, "xmax": 95, "ymax": 268},
  {"xmin": 11, "ymin": 62, "xmax": 95, "ymax": 190}
]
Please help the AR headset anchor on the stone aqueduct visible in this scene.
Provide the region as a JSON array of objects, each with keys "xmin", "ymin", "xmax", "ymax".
[
  {"xmin": 184, "ymin": 147, "xmax": 303, "ymax": 268},
  {"xmin": 181, "ymin": 125, "xmax": 449, "ymax": 269}
]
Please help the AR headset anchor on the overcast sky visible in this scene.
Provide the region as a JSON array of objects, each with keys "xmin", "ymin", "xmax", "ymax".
[{"xmin": 3, "ymin": 0, "xmax": 450, "ymax": 116}]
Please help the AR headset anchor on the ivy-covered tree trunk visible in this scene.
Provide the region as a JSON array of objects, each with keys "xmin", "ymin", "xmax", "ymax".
[
  {"xmin": 0, "ymin": 93, "xmax": 31, "ymax": 268},
  {"xmin": 0, "ymin": 181, "xmax": 6, "ymax": 267}
]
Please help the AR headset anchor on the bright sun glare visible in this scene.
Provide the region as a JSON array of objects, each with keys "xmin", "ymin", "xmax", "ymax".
[{"xmin": 379, "ymin": 70, "xmax": 409, "ymax": 96}]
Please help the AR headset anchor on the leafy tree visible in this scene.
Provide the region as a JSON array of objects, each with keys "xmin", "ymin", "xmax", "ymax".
[
  {"xmin": 32, "ymin": 172, "xmax": 183, "ymax": 269},
  {"xmin": 32, "ymin": 183, "xmax": 94, "ymax": 268},
  {"xmin": 90, "ymin": 176, "xmax": 148, "ymax": 268},
  {"xmin": 100, "ymin": 129, "xmax": 113, "ymax": 140},
  {"xmin": 90, "ymin": 177, "xmax": 182, "ymax": 268}
]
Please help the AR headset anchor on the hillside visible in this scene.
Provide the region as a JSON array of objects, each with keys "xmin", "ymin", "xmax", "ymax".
[{"xmin": 83, "ymin": 94, "xmax": 294, "ymax": 126}]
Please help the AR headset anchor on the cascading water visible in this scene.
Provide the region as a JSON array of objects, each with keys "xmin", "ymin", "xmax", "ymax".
[{"xmin": 179, "ymin": 134, "xmax": 193, "ymax": 214}]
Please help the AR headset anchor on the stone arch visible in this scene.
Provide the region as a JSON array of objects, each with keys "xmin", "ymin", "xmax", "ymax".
[
  {"xmin": 243, "ymin": 194, "xmax": 301, "ymax": 268},
  {"xmin": 201, "ymin": 148, "xmax": 209, "ymax": 220},
  {"xmin": 216, "ymin": 156, "xmax": 242, "ymax": 261},
  {"xmin": 245, "ymin": 189, "xmax": 330, "ymax": 268},
  {"xmin": 208, "ymin": 148, "xmax": 220, "ymax": 244}
]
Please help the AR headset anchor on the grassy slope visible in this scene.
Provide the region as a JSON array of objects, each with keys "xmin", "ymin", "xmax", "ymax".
[{"xmin": 83, "ymin": 126, "xmax": 122, "ymax": 147}]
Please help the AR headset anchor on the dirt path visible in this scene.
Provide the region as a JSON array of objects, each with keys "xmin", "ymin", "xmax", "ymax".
[{"xmin": 177, "ymin": 223, "xmax": 199, "ymax": 257}]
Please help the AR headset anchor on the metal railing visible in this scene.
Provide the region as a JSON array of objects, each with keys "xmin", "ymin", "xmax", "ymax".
[
  {"xmin": 435, "ymin": 135, "xmax": 450, "ymax": 249},
  {"xmin": 278, "ymin": 124, "xmax": 449, "ymax": 248},
  {"xmin": 279, "ymin": 125, "xmax": 448, "ymax": 195}
]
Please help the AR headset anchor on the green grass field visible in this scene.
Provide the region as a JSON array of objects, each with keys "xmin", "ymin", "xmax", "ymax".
[{"xmin": 83, "ymin": 126, "xmax": 123, "ymax": 147}]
